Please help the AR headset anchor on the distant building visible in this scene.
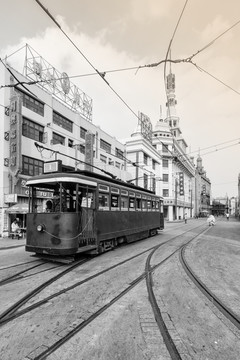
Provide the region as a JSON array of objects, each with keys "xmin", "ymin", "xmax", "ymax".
[
  {"xmin": 122, "ymin": 112, "xmax": 162, "ymax": 196},
  {"xmin": 124, "ymin": 71, "xmax": 197, "ymax": 221},
  {"xmin": 237, "ymin": 173, "xmax": 240, "ymax": 219},
  {"xmin": 212, "ymin": 197, "xmax": 228, "ymax": 216},
  {"xmin": 195, "ymin": 155, "xmax": 211, "ymax": 216},
  {"xmin": 153, "ymin": 72, "xmax": 195, "ymax": 221}
]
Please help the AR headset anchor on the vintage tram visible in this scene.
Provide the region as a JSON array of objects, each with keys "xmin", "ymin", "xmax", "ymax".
[{"xmin": 25, "ymin": 166, "xmax": 164, "ymax": 257}]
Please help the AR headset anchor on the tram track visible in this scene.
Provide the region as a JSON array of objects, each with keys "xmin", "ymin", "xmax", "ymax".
[
  {"xmin": 0, "ymin": 262, "xmax": 63, "ymax": 286},
  {"xmin": 0, "ymin": 259, "xmax": 40, "ymax": 271},
  {"xmin": 144, "ymin": 226, "xmax": 210, "ymax": 360},
  {"xmin": 145, "ymin": 224, "xmax": 240, "ymax": 360},
  {"xmin": 179, "ymin": 242, "xmax": 240, "ymax": 330},
  {"xmin": 0, "ymin": 223, "xmax": 205, "ymax": 329},
  {"xmin": 0, "ymin": 224, "xmax": 207, "ymax": 360},
  {"xmin": 0, "ymin": 258, "xmax": 89, "ymax": 324}
]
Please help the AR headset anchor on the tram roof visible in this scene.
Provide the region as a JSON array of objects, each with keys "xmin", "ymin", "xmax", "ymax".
[{"xmin": 26, "ymin": 170, "xmax": 162, "ymax": 198}]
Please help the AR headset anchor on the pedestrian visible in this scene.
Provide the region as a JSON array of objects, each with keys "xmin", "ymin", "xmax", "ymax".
[
  {"xmin": 184, "ymin": 213, "xmax": 187, "ymax": 224},
  {"xmin": 207, "ymin": 214, "xmax": 215, "ymax": 226},
  {"xmin": 226, "ymin": 212, "xmax": 229, "ymax": 221}
]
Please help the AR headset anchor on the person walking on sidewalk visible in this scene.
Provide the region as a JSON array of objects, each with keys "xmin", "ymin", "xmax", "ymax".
[
  {"xmin": 226, "ymin": 212, "xmax": 229, "ymax": 221},
  {"xmin": 184, "ymin": 213, "xmax": 187, "ymax": 224}
]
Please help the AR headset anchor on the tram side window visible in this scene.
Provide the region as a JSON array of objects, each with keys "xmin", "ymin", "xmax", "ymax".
[
  {"xmin": 99, "ymin": 193, "xmax": 109, "ymax": 210},
  {"xmin": 156, "ymin": 200, "xmax": 160, "ymax": 211},
  {"xmin": 142, "ymin": 199, "xmax": 147, "ymax": 211},
  {"xmin": 147, "ymin": 200, "xmax": 152, "ymax": 211},
  {"xmin": 136, "ymin": 198, "xmax": 141, "ymax": 211},
  {"xmin": 111, "ymin": 195, "xmax": 119, "ymax": 210},
  {"xmin": 152, "ymin": 200, "xmax": 156, "ymax": 211},
  {"xmin": 45, "ymin": 187, "xmax": 68, "ymax": 213},
  {"xmin": 160, "ymin": 202, "xmax": 164, "ymax": 213},
  {"xmin": 81, "ymin": 190, "xmax": 95, "ymax": 209},
  {"xmin": 121, "ymin": 196, "xmax": 128, "ymax": 211},
  {"xmin": 129, "ymin": 197, "xmax": 135, "ymax": 210}
]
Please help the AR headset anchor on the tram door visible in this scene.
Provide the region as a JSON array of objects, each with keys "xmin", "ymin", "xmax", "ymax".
[{"xmin": 77, "ymin": 186, "xmax": 97, "ymax": 247}]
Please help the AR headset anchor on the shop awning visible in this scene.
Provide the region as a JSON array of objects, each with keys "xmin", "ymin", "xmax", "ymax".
[{"xmin": 6, "ymin": 203, "xmax": 29, "ymax": 214}]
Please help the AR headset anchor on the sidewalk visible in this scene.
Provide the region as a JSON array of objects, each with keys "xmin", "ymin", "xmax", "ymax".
[{"xmin": 0, "ymin": 236, "xmax": 26, "ymax": 250}]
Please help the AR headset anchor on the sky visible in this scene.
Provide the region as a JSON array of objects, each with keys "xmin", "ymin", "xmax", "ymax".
[{"xmin": 0, "ymin": 0, "xmax": 240, "ymax": 198}]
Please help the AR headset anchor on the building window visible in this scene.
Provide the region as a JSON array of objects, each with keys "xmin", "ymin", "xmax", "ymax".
[
  {"xmin": 152, "ymin": 160, "xmax": 156, "ymax": 170},
  {"xmin": 22, "ymin": 117, "xmax": 44, "ymax": 142},
  {"xmin": 163, "ymin": 174, "xmax": 169, "ymax": 182},
  {"xmin": 162, "ymin": 144, "xmax": 168, "ymax": 153},
  {"xmin": 144, "ymin": 173, "xmax": 148, "ymax": 189},
  {"xmin": 115, "ymin": 148, "xmax": 124, "ymax": 160},
  {"xmin": 52, "ymin": 132, "xmax": 65, "ymax": 145},
  {"xmin": 80, "ymin": 127, "xmax": 87, "ymax": 139},
  {"xmin": 22, "ymin": 155, "xmax": 44, "ymax": 176},
  {"xmin": 163, "ymin": 189, "xmax": 169, "ymax": 197},
  {"xmin": 115, "ymin": 162, "xmax": 121, "ymax": 169},
  {"xmin": 68, "ymin": 139, "xmax": 74, "ymax": 148},
  {"xmin": 143, "ymin": 153, "xmax": 148, "ymax": 165},
  {"xmin": 100, "ymin": 154, "xmax": 107, "ymax": 163},
  {"xmin": 152, "ymin": 177, "xmax": 156, "ymax": 192},
  {"xmin": 80, "ymin": 145, "xmax": 85, "ymax": 154},
  {"xmin": 53, "ymin": 111, "xmax": 73, "ymax": 132},
  {"xmin": 17, "ymin": 90, "xmax": 44, "ymax": 116},
  {"xmin": 100, "ymin": 139, "xmax": 111, "ymax": 154},
  {"xmin": 163, "ymin": 159, "xmax": 169, "ymax": 168}
]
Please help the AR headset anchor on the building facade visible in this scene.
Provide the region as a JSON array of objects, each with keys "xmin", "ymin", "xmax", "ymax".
[
  {"xmin": 195, "ymin": 155, "xmax": 212, "ymax": 216},
  {"xmin": 0, "ymin": 48, "xmax": 128, "ymax": 236},
  {"xmin": 152, "ymin": 72, "xmax": 195, "ymax": 221}
]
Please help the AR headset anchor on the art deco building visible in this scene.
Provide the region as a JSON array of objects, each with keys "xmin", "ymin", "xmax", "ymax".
[{"xmin": 152, "ymin": 72, "xmax": 195, "ymax": 221}]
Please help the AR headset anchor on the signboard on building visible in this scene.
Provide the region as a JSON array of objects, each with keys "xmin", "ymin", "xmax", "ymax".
[
  {"xmin": 166, "ymin": 73, "xmax": 175, "ymax": 91},
  {"xmin": 202, "ymin": 184, "xmax": 206, "ymax": 195},
  {"xmin": 179, "ymin": 172, "xmax": 184, "ymax": 196},
  {"xmin": 44, "ymin": 160, "xmax": 62, "ymax": 174},
  {"xmin": 4, "ymin": 194, "xmax": 17, "ymax": 204},
  {"xmin": 85, "ymin": 132, "xmax": 94, "ymax": 172},
  {"xmin": 24, "ymin": 44, "xmax": 93, "ymax": 121},
  {"xmin": 9, "ymin": 91, "xmax": 22, "ymax": 189},
  {"xmin": 138, "ymin": 112, "xmax": 152, "ymax": 144}
]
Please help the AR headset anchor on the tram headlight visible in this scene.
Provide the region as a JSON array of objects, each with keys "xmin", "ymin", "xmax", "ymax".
[{"xmin": 36, "ymin": 224, "xmax": 45, "ymax": 232}]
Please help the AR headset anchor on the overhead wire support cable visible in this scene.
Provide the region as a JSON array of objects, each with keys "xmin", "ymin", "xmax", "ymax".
[
  {"xmin": 0, "ymin": 59, "xmax": 37, "ymax": 97},
  {"xmin": 34, "ymin": 142, "xmax": 117, "ymax": 179},
  {"xmin": 189, "ymin": 18, "xmax": 240, "ymax": 61},
  {"xmin": 34, "ymin": 0, "xmax": 138, "ymax": 119},
  {"xmin": 163, "ymin": 0, "xmax": 189, "ymax": 127}
]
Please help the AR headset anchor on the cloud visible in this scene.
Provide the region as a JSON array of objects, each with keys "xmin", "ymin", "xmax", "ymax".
[{"xmin": 130, "ymin": 0, "xmax": 172, "ymax": 22}]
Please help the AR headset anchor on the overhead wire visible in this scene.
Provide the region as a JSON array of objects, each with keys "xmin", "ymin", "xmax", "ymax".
[
  {"xmin": 2, "ymin": 1, "xmax": 239, "ymax": 179},
  {"xmin": 34, "ymin": 0, "xmax": 139, "ymax": 119},
  {"xmin": 188, "ymin": 137, "xmax": 240, "ymax": 155},
  {"xmin": 194, "ymin": 64, "xmax": 240, "ymax": 96},
  {"xmin": 162, "ymin": 0, "xmax": 189, "ymax": 159},
  {"xmin": 189, "ymin": 18, "xmax": 240, "ymax": 61}
]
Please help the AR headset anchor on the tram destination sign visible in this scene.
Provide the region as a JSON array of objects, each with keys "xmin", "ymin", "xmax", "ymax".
[{"xmin": 44, "ymin": 160, "xmax": 62, "ymax": 174}]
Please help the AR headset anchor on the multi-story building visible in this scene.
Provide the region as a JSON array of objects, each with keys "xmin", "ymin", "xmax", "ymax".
[
  {"xmin": 122, "ymin": 112, "xmax": 162, "ymax": 196},
  {"xmin": 211, "ymin": 197, "xmax": 228, "ymax": 216},
  {"xmin": 124, "ymin": 71, "xmax": 198, "ymax": 221},
  {"xmin": 195, "ymin": 155, "xmax": 212, "ymax": 216},
  {"xmin": 0, "ymin": 45, "xmax": 128, "ymax": 236},
  {"xmin": 152, "ymin": 72, "xmax": 195, "ymax": 221}
]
